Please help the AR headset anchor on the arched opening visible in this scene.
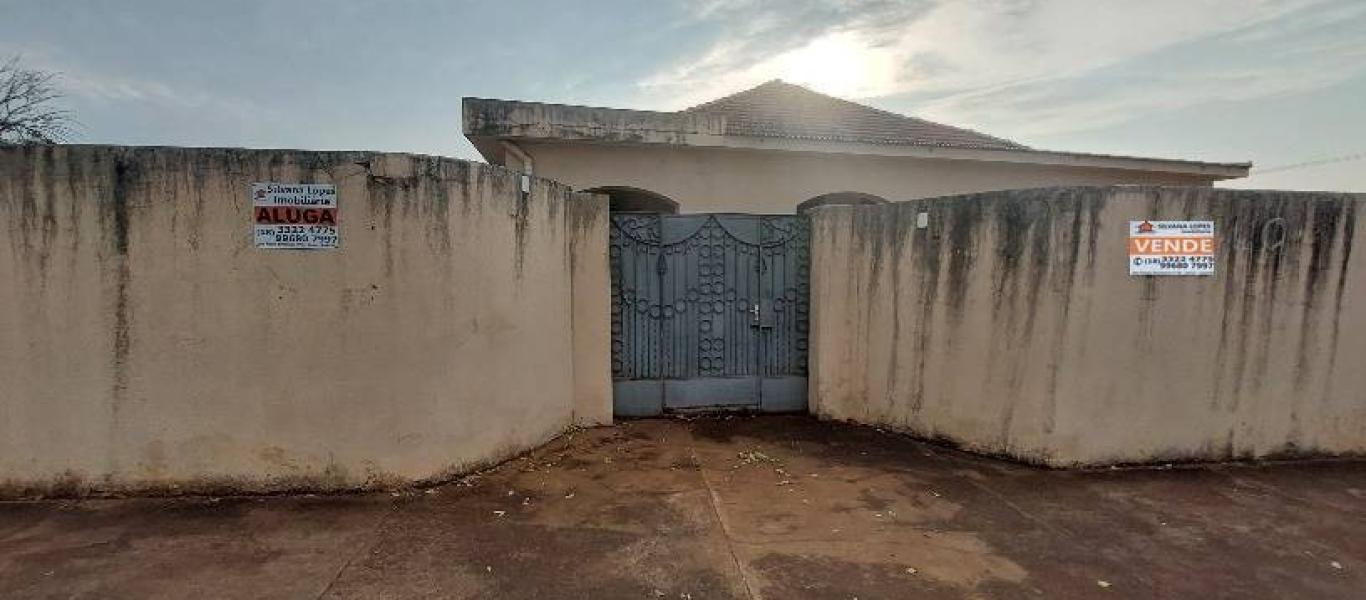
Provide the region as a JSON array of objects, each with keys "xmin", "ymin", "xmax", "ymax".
[
  {"xmin": 585, "ymin": 186, "xmax": 680, "ymax": 214},
  {"xmin": 796, "ymin": 192, "xmax": 889, "ymax": 213}
]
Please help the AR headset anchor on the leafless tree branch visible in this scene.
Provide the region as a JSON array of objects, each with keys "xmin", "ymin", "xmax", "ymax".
[{"xmin": 0, "ymin": 55, "xmax": 77, "ymax": 145}]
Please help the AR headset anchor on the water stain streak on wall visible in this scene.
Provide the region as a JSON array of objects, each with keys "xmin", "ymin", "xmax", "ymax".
[
  {"xmin": 0, "ymin": 145, "xmax": 610, "ymax": 496},
  {"xmin": 810, "ymin": 186, "xmax": 1364, "ymax": 466}
]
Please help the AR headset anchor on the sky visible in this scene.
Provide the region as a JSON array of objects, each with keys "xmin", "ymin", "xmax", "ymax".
[{"xmin": 2, "ymin": 0, "xmax": 1363, "ymax": 191}]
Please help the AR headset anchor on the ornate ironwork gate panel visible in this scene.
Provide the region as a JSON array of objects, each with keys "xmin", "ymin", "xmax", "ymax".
[{"xmin": 610, "ymin": 213, "xmax": 809, "ymax": 416}]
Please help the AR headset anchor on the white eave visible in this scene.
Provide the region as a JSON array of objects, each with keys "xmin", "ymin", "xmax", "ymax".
[{"xmin": 671, "ymin": 135, "xmax": 1251, "ymax": 178}]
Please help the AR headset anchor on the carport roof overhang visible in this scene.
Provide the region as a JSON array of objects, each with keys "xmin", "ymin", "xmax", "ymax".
[{"xmin": 462, "ymin": 97, "xmax": 1252, "ymax": 180}]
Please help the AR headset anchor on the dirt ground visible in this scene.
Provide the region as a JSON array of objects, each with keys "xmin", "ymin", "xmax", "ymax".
[{"xmin": 2, "ymin": 416, "xmax": 1364, "ymax": 599}]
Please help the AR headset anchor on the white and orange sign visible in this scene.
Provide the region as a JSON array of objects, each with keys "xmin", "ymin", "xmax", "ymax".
[{"xmin": 1129, "ymin": 220, "xmax": 1215, "ymax": 276}]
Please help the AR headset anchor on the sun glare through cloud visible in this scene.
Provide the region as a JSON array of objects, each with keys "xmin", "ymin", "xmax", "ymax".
[{"xmin": 771, "ymin": 32, "xmax": 898, "ymax": 99}]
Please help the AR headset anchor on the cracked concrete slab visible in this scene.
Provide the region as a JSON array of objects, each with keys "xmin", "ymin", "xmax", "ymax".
[{"xmin": 2, "ymin": 416, "xmax": 1363, "ymax": 599}]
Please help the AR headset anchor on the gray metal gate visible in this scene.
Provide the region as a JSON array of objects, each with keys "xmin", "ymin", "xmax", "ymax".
[{"xmin": 610, "ymin": 213, "xmax": 810, "ymax": 416}]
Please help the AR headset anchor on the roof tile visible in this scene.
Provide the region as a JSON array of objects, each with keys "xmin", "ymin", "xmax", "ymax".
[{"xmin": 683, "ymin": 80, "xmax": 1028, "ymax": 151}]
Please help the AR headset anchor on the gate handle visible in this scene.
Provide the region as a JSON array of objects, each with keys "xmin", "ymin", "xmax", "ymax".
[{"xmin": 749, "ymin": 303, "xmax": 760, "ymax": 325}]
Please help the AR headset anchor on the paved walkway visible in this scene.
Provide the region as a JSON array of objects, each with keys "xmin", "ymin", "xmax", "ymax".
[{"xmin": 2, "ymin": 416, "xmax": 1364, "ymax": 599}]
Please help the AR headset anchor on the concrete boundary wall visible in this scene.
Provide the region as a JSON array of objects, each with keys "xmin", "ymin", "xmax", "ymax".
[
  {"xmin": 0, "ymin": 145, "xmax": 610, "ymax": 496},
  {"xmin": 809, "ymin": 186, "xmax": 1364, "ymax": 466}
]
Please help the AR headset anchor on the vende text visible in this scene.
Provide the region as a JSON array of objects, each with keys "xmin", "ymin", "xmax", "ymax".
[{"xmin": 1128, "ymin": 237, "xmax": 1215, "ymax": 256}]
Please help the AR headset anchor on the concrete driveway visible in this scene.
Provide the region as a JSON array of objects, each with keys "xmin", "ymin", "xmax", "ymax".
[{"xmin": 2, "ymin": 416, "xmax": 1363, "ymax": 599}]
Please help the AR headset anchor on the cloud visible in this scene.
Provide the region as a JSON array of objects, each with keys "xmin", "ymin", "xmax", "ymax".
[
  {"xmin": 915, "ymin": 0, "xmax": 1366, "ymax": 137},
  {"xmin": 2, "ymin": 49, "xmax": 275, "ymax": 125},
  {"xmin": 59, "ymin": 69, "xmax": 272, "ymax": 123},
  {"xmin": 639, "ymin": 0, "xmax": 935, "ymax": 104},
  {"xmin": 638, "ymin": 0, "xmax": 1364, "ymax": 139}
]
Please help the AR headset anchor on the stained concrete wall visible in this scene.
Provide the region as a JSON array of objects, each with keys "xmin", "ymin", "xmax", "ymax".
[
  {"xmin": 518, "ymin": 142, "xmax": 1220, "ymax": 214},
  {"xmin": 568, "ymin": 193, "xmax": 612, "ymax": 425},
  {"xmin": 0, "ymin": 145, "xmax": 610, "ymax": 496},
  {"xmin": 810, "ymin": 186, "xmax": 1364, "ymax": 466}
]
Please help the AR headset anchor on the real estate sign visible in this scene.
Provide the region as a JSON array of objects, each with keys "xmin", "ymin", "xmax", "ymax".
[
  {"xmin": 252, "ymin": 183, "xmax": 339, "ymax": 249},
  {"xmin": 1128, "ymin": 220, "xmax": 1215, "ymax": 276}
]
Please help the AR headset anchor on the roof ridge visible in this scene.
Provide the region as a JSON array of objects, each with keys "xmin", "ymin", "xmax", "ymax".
[
  {"xmin": 680, "ymin": 79, "xmax": 789, "ymax": 113},
  {"xmin": 678, "ymin": 80, "xmax": 1028, "ymax": 150}
]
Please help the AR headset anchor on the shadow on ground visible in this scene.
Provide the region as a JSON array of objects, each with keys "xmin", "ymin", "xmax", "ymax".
[{"xmin": 2, "ymin": 415, "xmax": 1363, "ymax": 599}]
